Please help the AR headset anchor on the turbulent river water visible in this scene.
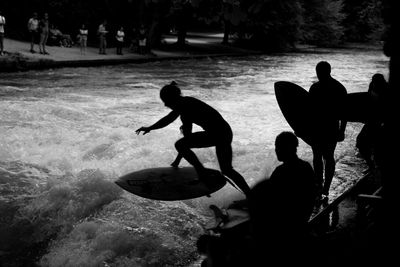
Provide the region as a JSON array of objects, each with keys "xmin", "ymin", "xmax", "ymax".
[{"xmin": 0, "ymin": 47, "xmax": 389, "ymax": 266}]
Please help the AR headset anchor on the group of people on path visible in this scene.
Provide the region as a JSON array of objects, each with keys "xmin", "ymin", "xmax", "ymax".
[
  {"xmin": 95, "ymin": 20, "xmax": 148, "ymax": 56},
  {"xmin": 27, "ymin": 12, "xmax": 50, "ymax": 55},
  {"xmin": 0, "ymin": 10, "xmax": 149, "ymax": 57},
  {"xmin": 136, "ymin": 61, "xmax": 387, "ymax": 266}
]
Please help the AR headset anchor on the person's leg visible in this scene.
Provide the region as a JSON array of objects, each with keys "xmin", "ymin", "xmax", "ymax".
[
  {"xmin": 321, "ymin": 142, "xmax": 337, "ymax": 196},
  {"xmin": 43, "ymin": 33, "xmax": 49, "ymax": 54},
  {"xmin": 311, "ymin": 146, "xmax": 324, "ymax": 195},
  {"xmin": 216, "ymin": 144, "xmax": 251, "ymax": 196},
  {"xmin": 39, "ymin": 33, "xmax": 44, "ymax": 53},
  {"xmin": 0, "ymin": 34, "xmax": 4, "ymax": 54},
  {"xmin": 30, "ymin": 32, "xmax": 35, "ymax": 52},
  {"xmin": 83, "ymin": 39, "xmax": 87, "ymax": 54},
  {"xmin": 174, "ymin": 132, "xmax": 214, "ymax": 172},
  {"xmin": 99, "ymin": 37, "xmax": 103, "ymax": 53}
]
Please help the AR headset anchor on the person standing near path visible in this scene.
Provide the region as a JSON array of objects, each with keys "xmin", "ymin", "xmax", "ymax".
[
  {"xmin": 27, "ymin": 12, "xmax": 39, "ymax": 53},
  {"xmin": 39, "ymin": 13, "xmax": 50, "ymax": 55},
  {"xmin": 98, "ymin": 20, "xmax": 108, "ymax": 55},
  {"xmin": 0, "ymin": 10, "xmax": 5, "ymax": 56},
  {"xmin": 79, "ymin": 24, "xmax": 88, "ymax": 55},
  {"xmin": 136, "ymin": 81, "xmax": 251, "ymax": 197},
  {"xmin": 138, "ymin": 24, "xmax": 147, "ymax": 54},
  {"xmin": 309, "ymin": 61, "xmax": 347, "ymax": 202},
  {"xmin": 115, "ymin": 26, "xmax": 125, "ymax": 55}
]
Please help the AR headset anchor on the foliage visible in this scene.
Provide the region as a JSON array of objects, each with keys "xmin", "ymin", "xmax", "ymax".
[
  {"xmin": 300, "ymin": 0, "xmax": 346, "ymax": 47},
  {"xmin": 342, "ymin": 0, "xmax": 386, "ymax": 42}
]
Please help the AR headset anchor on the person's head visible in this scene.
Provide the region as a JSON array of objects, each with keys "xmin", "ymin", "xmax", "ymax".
[
  {"xmin": 369, "ymin": 73, "xmax": 387, "ymax": 96},
  {"xmin": 275, "ymin": 131, "xmax": 298, "ymax": 162},
  {"xmin": 44, "ymin": 13, "xmax": 48, "ymax": 19},
  {"xmin": 33, "ymin": 12, "xmax": 38, "ymax": 18},
  {"xmin": 81, "ymin": 24, "xmax": 86, "ymax": 29},
  {"xmin": 316, "ymin": 61, "xmax": 331, "ymax": 81},
  {"xmin": 160, "ymin": 81, "xmax": 181, "ymax": 109}
]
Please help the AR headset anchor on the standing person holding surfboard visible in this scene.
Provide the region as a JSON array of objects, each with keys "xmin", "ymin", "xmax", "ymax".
[
  {"xmin": 136, "ymin": 81, "xmax": 251, "ymax": 197},
  {"xmin": 309, "ymin": 61, "xmax": 347, "ymax": 203}
]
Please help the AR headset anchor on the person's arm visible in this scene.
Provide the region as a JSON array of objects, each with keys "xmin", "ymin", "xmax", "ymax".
[{"xmin": 136, "ymin": 110, "xmax": 179, "ymax": 135}]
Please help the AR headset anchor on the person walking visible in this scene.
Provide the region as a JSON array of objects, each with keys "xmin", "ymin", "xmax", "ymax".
[
  {"xmin": 308, "ymin": 61, "xmax": 347, "ymax": 203},
  {"xmin": 27, "ymin": 12, "xmax": 39, "ymax": 53},
  {"xmin": 39, "ymin": 13, "xmax": 50, "ymax": 54},
  {"xmin": 115, "ymin": 26, "xmax": 125, "ymax": 55},
  {"xmin": 98, "ymin": 20, "xmax": 108, "ymax": 55},
  {"xmin": 0, "ymin": 10, "xmax": 5, "ymax": 56},
  {"xmin": 79, "ymin": 24, "xmax": 88, "ymax": 55}
]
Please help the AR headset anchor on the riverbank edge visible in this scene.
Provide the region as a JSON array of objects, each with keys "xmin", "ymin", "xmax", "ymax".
[{"xmin": 0, "ymin": 50, "xmax": 265, "ymax": 72}]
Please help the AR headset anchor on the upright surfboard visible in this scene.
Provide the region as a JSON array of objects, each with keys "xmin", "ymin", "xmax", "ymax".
[
  {"xmin": 115, "ymin": 167, "xmax": 226, "ymax": 201},
  {"xmin": 274, "ymin": 81, "xmax": 319, "ymax": 146}
]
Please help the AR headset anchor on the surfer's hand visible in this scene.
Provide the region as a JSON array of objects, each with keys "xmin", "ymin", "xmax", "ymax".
[{"xmin": 136, "ymin": 127, "xmax": 151, "ymax": 135}]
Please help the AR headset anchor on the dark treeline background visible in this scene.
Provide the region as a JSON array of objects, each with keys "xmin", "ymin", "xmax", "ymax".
[{"xmin": 1, "ymin": 0, "xmax": 387, "ymax": 51}]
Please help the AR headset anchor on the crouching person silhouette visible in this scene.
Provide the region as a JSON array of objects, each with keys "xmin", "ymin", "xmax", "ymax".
[{"xmin": 136, "ymin": 81, "xmax": 251, "ymax": 197}]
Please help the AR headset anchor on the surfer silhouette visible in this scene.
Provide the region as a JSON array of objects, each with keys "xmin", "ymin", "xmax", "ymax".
[
  {"xmin": 136, "ymin": 81, "xmax": 251, "ymax": 196},
  {"xmin": 309, "ymin": 61, "xmax": 347, "ymax": 202}
]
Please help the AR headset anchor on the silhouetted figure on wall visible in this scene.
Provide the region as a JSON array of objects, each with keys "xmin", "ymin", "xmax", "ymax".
[
  {"xmin": 356, "ymin": 73, "xmax": 388, "ymax": 169},
  {"xmin": 309, "ymin": 61, "xmax": 347, "ymax": 202},
  {"xmin": 136, "ymin": 81, "xmax": 251, "ymax": 197},
  {"xmin": 249, "ymin": 131, "xmax": 318, "ymax": 266}
]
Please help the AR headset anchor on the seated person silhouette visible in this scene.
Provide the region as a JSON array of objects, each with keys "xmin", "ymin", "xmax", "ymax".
[
  {"xmin": 249, "ymin": 131, "xmax": 318, "ymax": 265},
  {"xmin": 136, "ymin": 81, "xmax": 251, "ymax": 197}
]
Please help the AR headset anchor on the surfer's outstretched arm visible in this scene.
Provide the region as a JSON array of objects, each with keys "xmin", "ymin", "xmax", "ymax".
[{"xmin": 136, "ymin": 111, "xmax": 179, "ymax": 135}]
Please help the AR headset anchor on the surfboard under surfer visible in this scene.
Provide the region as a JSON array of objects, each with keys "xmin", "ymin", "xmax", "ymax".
[{"xmin": 136, "ymin": 81, "xmax": 251, "ymax": 197}]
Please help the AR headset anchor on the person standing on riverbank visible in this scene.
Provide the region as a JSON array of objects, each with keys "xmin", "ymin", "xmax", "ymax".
[
  {"xmin": 27, "ymin": 12, "xmax": 39, "ymax": 53},
  {"xmin": 98, "ymin": 20, "xmax": 108, "ymax": 55},
  {"xmin": 138, "ymin": 24, "xmax": 147, "ymax": 54},
  {"xmin": 0, "ymin": 10, "xmax": 5, "ymax": 56},
  {"xmin": 135, "ymin": 81, "xmax": 251, "ymax": 197},
  {"xmin": 79, "ymin": 24, "xmax": 88, "ymax": 55},
  {"xmin": 309, "ymin": 61, "xmax": 347, "ymax": 203},
  {"xmin": 115, "ymin": 26, "xmax": 125, "ymax": 55},
  {"xmin": 39, "ymin": 13, "xmax": 50, "ymax": 55}
]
